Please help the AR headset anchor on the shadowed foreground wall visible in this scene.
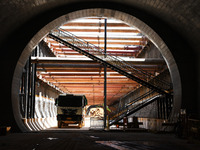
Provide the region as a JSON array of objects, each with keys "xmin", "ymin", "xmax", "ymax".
[{"xmin": 0, "ymin": 0, "xmax": 199, "ymax": 131}]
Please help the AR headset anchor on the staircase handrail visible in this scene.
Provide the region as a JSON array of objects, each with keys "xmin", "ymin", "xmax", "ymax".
[
  {"xmin": 109, "ymin": 90, "xmax": 156, "ymax": 120},
  {"xmin": 51, "ymin": 28, "xmax": 172, "ymax": 90},
  {"xmin": 109, "ymin": 94, "xmax": 162, "ymax": 125}
]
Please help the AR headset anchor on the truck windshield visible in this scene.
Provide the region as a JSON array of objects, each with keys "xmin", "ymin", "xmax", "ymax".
[{"xmin": 57, "ymin": 95, "xmax": 83, "ymax": 107}]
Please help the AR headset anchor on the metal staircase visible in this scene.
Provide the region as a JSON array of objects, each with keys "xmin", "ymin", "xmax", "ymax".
[
  {"xmin": 47, "ymin": 28, "xmax": 173, "ymax": 125},
  {"xmin": 109, "ymin": 91, "xmax": 161, "ymax": 126},
  {"xmin": 108, "ymin": 89, "xmax": 173, "ymax": 126},
  {"xmin": 48, "ymin": 28, "xmax": 172, "ymax": 96}
]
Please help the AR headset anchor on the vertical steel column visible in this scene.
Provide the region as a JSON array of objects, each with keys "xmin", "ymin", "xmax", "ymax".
[
  {"xmin": 24, "ymin": 64, "xmax": 28, "ymax": 119},
  {"xmin": 166, "ymin": 96, "xmax": 169, "ymax": 118},
  {"xmin": 25, "ymin": 57, "xmax": 31, "ymax": 119},
  {"xmin": 169, "ymin": 96, "xmax": 173, "ymax": 118},
  {"xmin": 104, "ymin": 18, "xmax": 107, "ymax": 129},
  {"xmin": 30, "ymin": 49, "xmax": 37, "ymax": 118},
  {"xmin": 157, "ymin": 98, "xmax": 160, "ymax": 118},
  {"xmin": 163, "ymin": 96, "xmax": 166, "ymax": 119},
  {"xmin": 28, "ymin": 56, "xmax": 32, "ymax": 119},
  {"xmin": 20, "ymin": 69, "xmax": 26, "ymax": 118},
  {"xmin": 159, "ymin": 98, "xmax": 163, "ymax": 119}
]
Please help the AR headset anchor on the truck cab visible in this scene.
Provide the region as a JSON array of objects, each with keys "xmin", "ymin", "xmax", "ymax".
[{"xmin": 55, "ymin": 94, "xmax": 87, "ymax": 128}]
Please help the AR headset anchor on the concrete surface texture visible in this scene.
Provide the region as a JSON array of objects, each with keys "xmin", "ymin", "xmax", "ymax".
[
  {"xmin": 0, "ymin": 0, "xmax": 200, "ymax": 132},
  {"xmin": 0, "ymin": 130, "xmax": 200, "ymax": 150}
]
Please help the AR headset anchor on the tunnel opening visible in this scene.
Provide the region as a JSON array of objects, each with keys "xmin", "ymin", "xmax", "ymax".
[{"xmin": 12, "ymin": 9, "xmax": 181, "ymax": 132}]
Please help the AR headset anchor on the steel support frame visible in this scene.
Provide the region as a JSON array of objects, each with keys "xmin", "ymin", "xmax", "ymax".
[
  {"xmin": 47, "ymin": 33, "xmax": 171, "ymax": 96},
  {"xmin": 104, "ymin": 18, "xmax": 107, "ymax": 129},
  {"xmin": 21, "ymin": 49, "xmax": 37, "ymax": 120}
]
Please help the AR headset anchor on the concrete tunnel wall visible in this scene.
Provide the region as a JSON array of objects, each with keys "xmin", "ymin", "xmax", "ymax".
[
  {"xmin": 24, "ymin": 78, "xmax": 62, "ymax": 131},
  {"xmin": 13, "ymin": 8, "xmax": 182, "ymax": 131},
  {"xmin": 0, "ymin": 0, "xmax": 199, "ymax": 131}
]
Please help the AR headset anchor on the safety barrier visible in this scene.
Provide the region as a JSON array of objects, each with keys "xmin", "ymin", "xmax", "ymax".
[{"xmin": 23, "ymin": 95, "xmax": 57, "ymax": 131}]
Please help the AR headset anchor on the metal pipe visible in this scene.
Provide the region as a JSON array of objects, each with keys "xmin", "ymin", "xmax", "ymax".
[
  {"xmin": 104, "ymin": 18, "xmax": 107, "ymax": 129},
  {"xmin": 31, "ymin": 63, "xmax": 36, "ymax": 118},
  {"xmin": 25, "ymin": 57, "xmax": 31, "ymax": 119},
  {"xmin": 31, "ymin": 57, "xmax": 165, "ymax": 65},
  {"xmin": 36, "ymin": 64, "xmax": 162, "ymax": 71},
  {"xmin": 31, "ymin": 48, "xmax": 38, "ymax": 119},
  {"xmin": 104, "ymin": 18, "xmax": 107, "ymax": 55},
  {"xmin": 37, "ymin": 64, "xmax": 102, "ymax": 68},
  {"xmin": 20, "ymin": 70, "xmax": 26, "ymax": 118}
]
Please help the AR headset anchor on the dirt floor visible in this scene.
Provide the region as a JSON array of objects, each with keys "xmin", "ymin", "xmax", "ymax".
[{"xmin": 0, "ymin": 127, "xmax": 200, "ymax": 150}]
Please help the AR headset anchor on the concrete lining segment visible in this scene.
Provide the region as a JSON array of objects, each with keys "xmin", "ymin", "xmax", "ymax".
[{"xmin": 12, "ymin": 8, "xmax": 181, "ymax": 132}]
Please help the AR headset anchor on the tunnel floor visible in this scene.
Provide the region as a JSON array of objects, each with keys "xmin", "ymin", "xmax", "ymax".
[{"xmin": 0, "ymin": 129, "xmax": 200, "ymax": 150}]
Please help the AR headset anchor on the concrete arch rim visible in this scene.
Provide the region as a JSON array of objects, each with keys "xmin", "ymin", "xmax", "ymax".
[{"xmin": 12, "ymin": 8, "xmax": 181, "ymax": 132}]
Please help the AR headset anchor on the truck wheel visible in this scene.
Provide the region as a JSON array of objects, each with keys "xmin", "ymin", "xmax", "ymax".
[{"xmin": 58, "ymin": 121, "xmax": 62, "ymax": 128}]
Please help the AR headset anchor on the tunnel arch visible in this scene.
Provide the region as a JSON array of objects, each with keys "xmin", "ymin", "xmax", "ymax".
[{"xmin": 12, "ymin": 8, "xmax": 181, "ymax": 132}]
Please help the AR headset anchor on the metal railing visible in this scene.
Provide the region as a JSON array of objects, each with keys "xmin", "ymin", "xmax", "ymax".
[
  {"xmin": 108, "ymin": 69, "xmax": 173, "ymax": 124},
  {"xmin": 48, "ymin": 28, "xmax": 172, "ymax": 94},
  {"xmin": 109, "ymin": 92, "xmax": 162, "ymax": 126},
  {"xmin": 108, "ymin": 90, "xmax": 154, "ymax": 121}
]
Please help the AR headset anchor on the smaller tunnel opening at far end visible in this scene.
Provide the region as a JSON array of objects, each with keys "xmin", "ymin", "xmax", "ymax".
[{"xmin": 15, "ymin": 14, "xmax": 176, "ymax": 132}]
